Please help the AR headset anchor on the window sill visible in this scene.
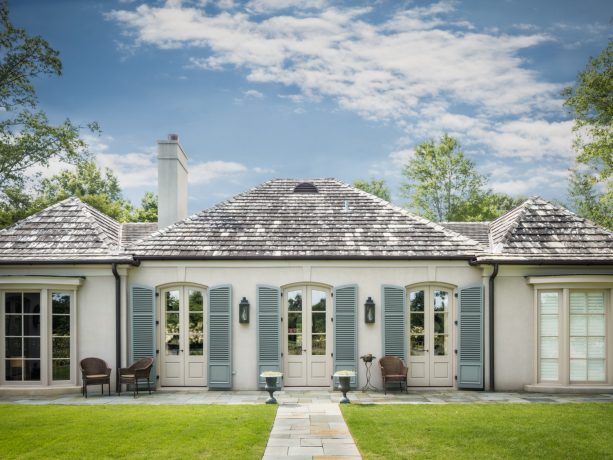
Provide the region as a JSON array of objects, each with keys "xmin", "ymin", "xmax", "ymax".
[
  {"xmin": 525, "ymin": 384, "xmax": 613, "ymax": 394},
  {"xmin": 0, "ymin": 385, "xmax": 81, "ymax": 396}
]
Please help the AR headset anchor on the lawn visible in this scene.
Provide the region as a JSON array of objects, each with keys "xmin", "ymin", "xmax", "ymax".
[
  {"xmin": 0, "ymin": 404, "xmax": 276, "ymax": 459},
  {"xmin": 342, "ymin": 403, "xmax": 613, "ymax": 459}
]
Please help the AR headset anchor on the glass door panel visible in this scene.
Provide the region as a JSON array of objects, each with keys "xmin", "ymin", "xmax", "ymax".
[
  {"xmin": 311, "ymin": 290, "xmax": 326, "ymax": 356},
  {"xmin": 409, "ymin": 290, "xmax": 425, "ymax": 356},
  {"xmin": 188, "ymin": 289, "xmax": 204, "ymax": 356},
  {"xmin": 4, "ymin": 292, "xmax": 41, "ymax": 382},
  {"xmin": 287, "ymin": 290, "xmax": 303, "ymax": 356},
  {"xmin": 164, "ymin": 290, "xmax": 180, "ymax": 356}
]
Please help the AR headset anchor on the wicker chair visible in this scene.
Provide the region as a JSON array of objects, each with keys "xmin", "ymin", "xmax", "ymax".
[
  {"xmin": 80, "ymin": 357, "xmax": 112, "ymax": 398},
  {"xmin": 118, "ymin": 357, "xmax": 154, "ymax": 398},
  {"xmin": 378, "ymin": 356, "xmax": 408, "ymax": 394}
]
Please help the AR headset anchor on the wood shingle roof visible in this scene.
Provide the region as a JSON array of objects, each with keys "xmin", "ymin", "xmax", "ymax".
[{"xmin": 129, "ymin": 179, "xmax": 484, "ymax": 259}]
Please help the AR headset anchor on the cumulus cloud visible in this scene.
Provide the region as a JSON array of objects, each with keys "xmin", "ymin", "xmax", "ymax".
[
  {"xmin": 189, "ymin": 160, "xmax": 248, "ymax": 184},
  {"xmin": 108, "ymin": 0, "xmax": 583, "ymax": 197}
]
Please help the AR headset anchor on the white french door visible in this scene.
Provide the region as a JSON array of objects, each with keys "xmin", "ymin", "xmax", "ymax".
[
  {"xmin": 160, "ymin": 286, "xmax": 206, "ymax": 386},
  {"xmin": 284, "ymin": 287, "xmax": 331, "ymax": 386},
  {"xmin": 407, "ymin": 286, "xmax": 453, "ymax": 386}
]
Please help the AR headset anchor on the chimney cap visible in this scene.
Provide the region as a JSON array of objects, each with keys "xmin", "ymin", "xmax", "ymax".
[{"xmin": 168, "ymin": 133, "xmax": 179, "ymax": 141}]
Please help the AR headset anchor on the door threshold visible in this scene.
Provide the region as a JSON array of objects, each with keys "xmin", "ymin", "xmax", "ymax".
[
  {"xmin": 158, "ymin": 386, "xmax": 208, "ymax": 392},
  {"xmin": 283, "ymin": 386, "xmax": 331, "ymax": 391}
]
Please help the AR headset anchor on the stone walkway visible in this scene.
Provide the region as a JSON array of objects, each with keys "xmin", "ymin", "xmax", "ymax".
[{"xmin": 264, "ymin": 403, "xmax": 360, "ymax": 460}]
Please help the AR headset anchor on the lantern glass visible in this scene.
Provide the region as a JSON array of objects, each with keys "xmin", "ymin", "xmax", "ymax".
[
  {"xmin": 365, "ymin": 297, "xmax": 375, "ymax": 324},
  {"xmin": 239, "ymin": 297, "xmax": 250, "ymax": 324}
]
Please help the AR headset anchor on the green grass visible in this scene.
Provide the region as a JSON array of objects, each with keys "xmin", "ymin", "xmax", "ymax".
[
  {"xmin": 0, "ymin": 404, "xmax": 276, "ymax": 459},
  {"xmin": 342, "ymin": 403, "xmax": 613, "ymax": 459}
]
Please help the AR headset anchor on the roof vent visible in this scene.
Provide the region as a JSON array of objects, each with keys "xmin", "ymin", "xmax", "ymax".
[
  {"xmin": 168, "ymin": 133, "xmax": 179, "ymax": 141},
  {"xmin": 293, "ymin": 182, "xmax": 318, "ymax": 194}
]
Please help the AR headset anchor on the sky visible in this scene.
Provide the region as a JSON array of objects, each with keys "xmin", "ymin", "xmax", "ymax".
[{"xmin": 13, "ymin": 0, "xmax": 612, "ymax": 214}]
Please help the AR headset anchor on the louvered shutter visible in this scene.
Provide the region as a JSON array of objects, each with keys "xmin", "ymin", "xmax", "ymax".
[
  {"xmin": 257, "ymin": 285, "xmax": 281, "ymax": 388},
  {"xmin": 130, "ymin": 285, "xmax": 156, "ymax": 385},
  {"xmin": 208, "ymin": 285, "xmax": 232, "ymax": 389},
  {"xmin": 333, "ymin": 285, "xmax": 358, "ymax": 388},
  {"xmin": 458, "ymin": 285, "xmax": 484, "ymax": 389},
  {"xmin": 382, "ymin": 285, "xmax": 406, "ymax": 361}
]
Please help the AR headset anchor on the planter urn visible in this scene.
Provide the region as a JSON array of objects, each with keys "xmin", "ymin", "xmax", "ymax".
[
  {"xmin": 334, "ymin": 370, "xmax": 356, "ymax": 404},
  {"xmin": 261, "ymin": 372, "xmax": 282, "ymax": 404}
]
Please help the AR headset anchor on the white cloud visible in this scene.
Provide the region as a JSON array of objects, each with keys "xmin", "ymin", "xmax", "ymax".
[
  {"xmin": 253, "ymin": 166, "xmax": 275, "ymax": 174},
  {"xmin": 189, "ymin": 160, "xmax": 248, "ymax": 184},
  {"xmin": 108, "ymin": 0, "xmax": 578, "ymax": 173},
  {"xmin": 246, "ymin": 0, "xmax": 327, "ymax": 13},
  {"xmin": 243, "ymin": 89, "xmax": 264, "ymax": 98}
]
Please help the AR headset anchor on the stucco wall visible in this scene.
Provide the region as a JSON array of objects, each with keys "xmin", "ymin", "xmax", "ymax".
[{"xmin": 128, "ymin": 260, "xmax": 483, "ymax": 390}]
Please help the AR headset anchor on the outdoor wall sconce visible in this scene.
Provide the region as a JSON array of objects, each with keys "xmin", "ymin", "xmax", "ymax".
[
  {"xmin": 364, "ymin": 297, "xmax": 375, "ymax": 324},
  {"xmin": 239, "ymin": 297, "xmax": 250, "ymax": 324}
]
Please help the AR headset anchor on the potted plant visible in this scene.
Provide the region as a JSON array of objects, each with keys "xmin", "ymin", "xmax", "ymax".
[
  {"xmin": 260, "ymin": 371, "xmax": 283, "ymax": 404},
  {"xmin": 333, "ymin": 370, "xmax": 356, "ymax": 404}
]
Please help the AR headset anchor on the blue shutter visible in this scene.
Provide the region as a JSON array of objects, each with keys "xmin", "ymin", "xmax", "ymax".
[
  {"xmin": 130, "ymin": 285, "xmax": 156, "ymax": 385},
  {"xmin": 382, "ymin": 285, "xmax": 406, "ymax": 361},
  {"xmin": 208, "ymin": 285, "xmax": 232, "ymax": 389},
  {"xmin": 257, "ymin": 285, "xmax": 281, "ymax": 388},
  {"xmin": 333, "ymin": 285, "xmax": 358, "ymax": 388},
  {"xmin": 458, "ymin": 285, "xmax": 484, "ymax": 389}
]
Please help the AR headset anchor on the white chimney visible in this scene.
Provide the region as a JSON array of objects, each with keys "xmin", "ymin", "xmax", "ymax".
[{"xmin": 157, "ymin": 134, "xmax": 188, "ymax": 228}]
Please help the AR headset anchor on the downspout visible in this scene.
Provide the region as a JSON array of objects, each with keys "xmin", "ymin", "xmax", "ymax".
[
  {"xmin": 112, "ymin": 263, "xmax": 121, "ymax": 390},
  {"xmin": 488, "ymin": 263, "xmax": 499, "ymax": 392}
]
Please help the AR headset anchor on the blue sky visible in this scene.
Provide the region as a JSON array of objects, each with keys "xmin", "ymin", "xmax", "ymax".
[{"xmin": 14, "ymin": 0, "xmax": 612, "ymax": 214}]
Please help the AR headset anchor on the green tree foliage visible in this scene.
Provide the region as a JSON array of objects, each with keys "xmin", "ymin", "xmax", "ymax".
[
  {"xmin": 563, "ymin": 39, "xmax": 613, "ymax": 230},
  {"xmin": 568, "ymin": 170, "xmax": 612, "ymax": 230},
  {"xmin": 37, "ymin": 160, "xmax": 134, "ymax": 222},
  {"xmin": 132, "ymin": 191, "xmax": 158, "ymax": 222},
  {"xmin": 0, "ymin": 1, "xmax": 96, "ymax": 207},
  {"xmin": 353, "ymin": 178, "xmax": 391, "ymax": 201},
  {"xmin": 400, "ymin": 134, "xmax": 524, "ymax": 222}
]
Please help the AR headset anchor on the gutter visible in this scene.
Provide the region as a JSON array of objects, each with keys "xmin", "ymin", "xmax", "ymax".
[
  {"xmin": 134, "ymin": 254, "xmax": 476, "ymax": 261},
  {"xmin": 0, "ymin": 258, "xmax": 140, "ymax": 266},
  {"xmin": 488, "ymin": 263, "xmax": 499, "ymax": 392},
  {"xmin": 112, "ymin": 263, "xmax": 121, "ymax": 391},
  {"xmin": 470, "ymin": 257, "xmax": 613, "ymax": 266}
]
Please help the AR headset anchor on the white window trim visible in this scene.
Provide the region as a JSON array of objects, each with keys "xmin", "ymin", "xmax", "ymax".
[
  {"xmin": 531, "ymin": 284, "xmax": 612, "ymax": 387},
  {"xmin": 1, "ymin": 284, "xmax": 79, "ymax": 387}
]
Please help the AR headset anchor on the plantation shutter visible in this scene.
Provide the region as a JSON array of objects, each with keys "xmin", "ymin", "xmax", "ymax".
[
  {"xmin": 208, "ymin": 285, "xmax": 232, "ymax": 389},
  {"xmin": 130, "ymin": 285, "xmax": 156, "ymax": 383},
  {"xmin": 458, "ymin": 284, "xmax": 484, "ymax": 389},
  {"xmin": 382, "ymin": 285, "xmax": 406, "ymax": 361},
  {"xmin": 257, "ymin": 285, "xmax": 281, "ymax": 388},
  {"xmin": 333, "ymin": 285, "xmax": 358, "ymax": 388}
]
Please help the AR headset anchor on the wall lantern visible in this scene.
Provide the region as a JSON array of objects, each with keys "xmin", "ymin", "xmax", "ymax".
[
  {"xmin": 239, "ymin": 297, "xmax": 250, "ymax": 324},
  {"xmin": 364, "ymin": 297, "xmax": 375, "ymax": 324}
]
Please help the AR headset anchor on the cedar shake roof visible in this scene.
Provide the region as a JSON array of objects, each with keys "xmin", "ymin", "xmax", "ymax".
[
  {"xmin": 440, "ymin": 222, "xmax": 490, "ymax": 247},
  {"xmin": 475, "ymin": 198, "xmax": 613, "ymax": 263},
  {"xmin": 129, "ymin": 179, "xmax": 484, "ymax": 259},
  {"xmin": 121, "ymin": 222, "xmax": 159, "ymax": 245},
  {"xmin": 0, "ymin": 197, "xmax": 133, "ymax": 264}
]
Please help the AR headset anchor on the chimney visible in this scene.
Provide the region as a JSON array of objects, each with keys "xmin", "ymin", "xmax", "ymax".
[{"xmin": 157, "ymin": 134, "xmax": 188, "ymax": 228}]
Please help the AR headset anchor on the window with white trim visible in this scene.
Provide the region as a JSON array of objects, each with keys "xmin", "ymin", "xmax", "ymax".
[
  {"xmin": 537, "ymin": 288, "xmax": 608, "ymax": 385},
  {"xmin": 2, "ymin": 290, "xmax": 75, "ymax": 385}
]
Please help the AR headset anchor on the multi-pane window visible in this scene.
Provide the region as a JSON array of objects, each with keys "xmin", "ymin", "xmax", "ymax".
[
  {"xmin": 569, "ymin": 292, "xmax": 606, "ymax": 382},
  {"xmin": 5, "ymin": 292, "xmax": 41, "ymax": 382},
  {"xmin": 3, "ymin": 290, "xmax": 73, "ymax": 385},
  {"xmin": 311, "ymin": 290, "xmax": 326, "ymax": 356},
  {"xmin": 537, "ymin": 289, "xmax": 607, "ymax": 385},
  {"xmin": 538, "ymin": 292, "xmax": 559, "ymax": 381}
]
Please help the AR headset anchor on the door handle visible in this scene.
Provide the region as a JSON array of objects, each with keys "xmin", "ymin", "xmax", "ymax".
[
  {"xmin": 303, "ymin": 349, "xmax": 307, "ymax": 352},
  {"xmin": 424, "ymin": 349, "xmax": 429, "ymax": 352},
  {"xmin": 180, "ymin": 349, "xmax": 184, "ymax": 353}
]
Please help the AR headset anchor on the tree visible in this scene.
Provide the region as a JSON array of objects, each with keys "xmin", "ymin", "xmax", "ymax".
[
  {"xmin": 563, "ymin": 39, "xmax": 613, "ymax": 230},
  {"xmin": 568, "ymin": 170, "xmax": 613, "ymax": 230},
  {"xmin": 563, "ymin": 38, "xmax": 612, "ymax": 181},
  {"xmin": 353, "ymin": 178, "xmax": 391, "ymax": 201},
  {"xmin": 0, "ymin": 1, "xmax": 96, "ymax": 204},
  {"xmin": 132, "ymin": 192, "xmax": 158, "ymax": 222},
  {"xmin": 400, "ymin": 134, "xmax": 487, "ymax": 221},
  {"xmin": 454, "ymin": 192, "xmax": 527, "ymax": 222}
]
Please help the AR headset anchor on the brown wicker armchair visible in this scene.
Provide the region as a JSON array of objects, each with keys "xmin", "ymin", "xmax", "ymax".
[
  {"xmin": 80, "ymin": 357, "xmax": 111, "ymax": 398},
  {"xmin": 118, "ymin": 357, "xmax": 154, "ymax": 397},
  {"xmin": 379, "ymin": 356, "xmax": 408, "ymax": 394}
]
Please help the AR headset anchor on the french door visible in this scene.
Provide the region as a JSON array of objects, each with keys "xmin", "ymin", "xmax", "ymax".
[
  {"xmin": 407, "ymin": 286, "xmax": 453, "ymax": 386},
  {"xmin": 160, "ymin": 286, "xmax": 206, "ymax": 386},
  {"xmin": 284, "ymin": 287, "xmax": 331, "ymax": 386}
]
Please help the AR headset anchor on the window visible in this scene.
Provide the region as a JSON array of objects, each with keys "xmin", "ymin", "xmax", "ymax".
[
  {"xmin": 536, "ymin": 288, "xmax": 609, "ymax": 385},
  {"xmin": 2, "ymin": 289, "xmax": 75, "ymax": 385}
]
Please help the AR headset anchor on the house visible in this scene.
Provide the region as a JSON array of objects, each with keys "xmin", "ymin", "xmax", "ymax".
[{"xmin": 1, "ymin": 136, "xmax": 612, "ymax": 394}]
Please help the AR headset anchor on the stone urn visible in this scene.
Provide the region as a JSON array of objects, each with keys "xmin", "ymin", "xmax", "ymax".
[
  {"xmin": 260, "ymin": 371, "xmax": 282, "ymax": 404},
  {"xmin": 334, "ymin": 370, "xmax": 356, "ymax": 404}
]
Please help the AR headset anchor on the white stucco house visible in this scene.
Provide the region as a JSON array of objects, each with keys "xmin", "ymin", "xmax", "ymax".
[{"xmin": 1, "ymin": 136, "xmax": 612, "ymax": 395}]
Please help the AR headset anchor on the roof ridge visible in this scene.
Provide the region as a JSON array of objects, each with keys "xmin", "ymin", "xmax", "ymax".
[
  {"xmin": 76, "ymin": 200, "xmax": 121, "ymax": 251},
  {"xmin": 337, "ymin": 179, "xmax": 485, "ymax": 251},
  {"xmin": 489, "ymin": 198, "xmax": 533, "ymax": 250}
]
